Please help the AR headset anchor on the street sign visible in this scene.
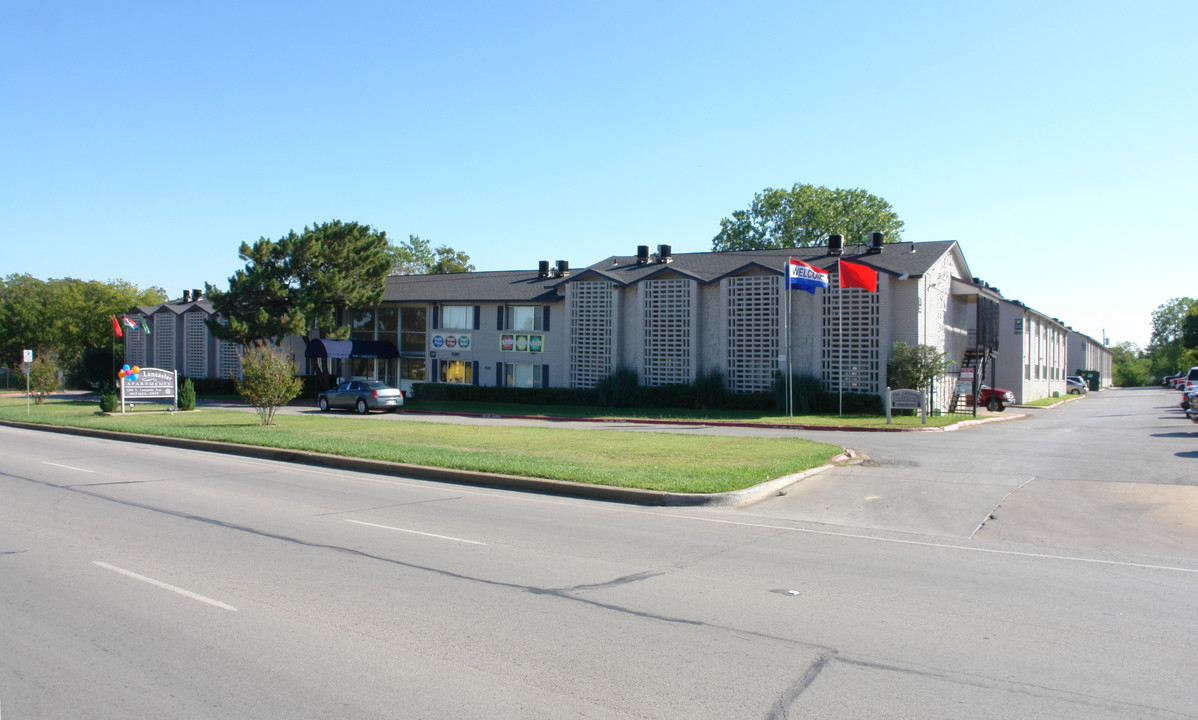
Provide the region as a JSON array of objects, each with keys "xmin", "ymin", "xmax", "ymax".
[
  {"xmin": 23, "ymin": 349, "xmax": 33, "ymax": 363},
  {"xmin": 22, "ymin": 362, "xmax": 31, "ymax": 375}
]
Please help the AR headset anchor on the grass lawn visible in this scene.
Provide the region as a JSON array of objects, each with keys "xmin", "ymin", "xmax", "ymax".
[
  {"xmin": 400, "ymin": 398, "xmax": 965, "ymax": 428},
  {"xmin": 0, "ymin": 397, "xmax": 845, "ymax": 494}
]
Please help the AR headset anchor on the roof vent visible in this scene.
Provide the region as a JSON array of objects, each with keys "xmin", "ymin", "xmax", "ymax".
[
  {"xmin": 867, "ymin": 232, "xmax": 884, "ymax": 254},
  {"xmin": 538, "ymin": 260, "xmax": 550, "ymax": 278},
  {"xmin": 556, "ymin": 260, "xmax": 569, "ymax": 277},
  {"xmin": 657, "ymin": 244, "xmax": 672, "ymax": 263},
  {"xmin": 827, "ymin": 234, "xmax": 844, "ymax": 256},
  {"xmin": 182, "ymin": 289, "xmax": 192, "ymax": 302},
  {"xmin": 636, "ymin": 245, "xmax": 650, "ymax": 264}
]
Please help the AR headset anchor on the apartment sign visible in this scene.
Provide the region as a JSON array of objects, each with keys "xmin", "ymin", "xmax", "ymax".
[{"xmin": 431, "ymin": 333, "xmax": 472, "ymax": 351}]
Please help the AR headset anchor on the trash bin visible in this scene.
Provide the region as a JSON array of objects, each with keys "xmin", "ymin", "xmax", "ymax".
[{"xmin": 1078, "ymin": 370, "xmax": 1099, "ymax": 392}]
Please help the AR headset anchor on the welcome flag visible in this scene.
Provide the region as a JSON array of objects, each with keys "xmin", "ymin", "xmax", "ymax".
[
  {"xmin": 787, "ymin": 258, "xmax": 829, "ymax": 295},
  {"xmin": 838, "ymin": 259, "xmax": 878, "ymax": 292},
  {"xmin": 112, "ymin": 315, "xmax": 123, "ymax": 338},
  {"xmin": 122, "ymin": 315, "xmax": 138, "ymax": 329},
  {"xmin": 138, "ymin": 315, "xmax": 151, "ymax": 335}
]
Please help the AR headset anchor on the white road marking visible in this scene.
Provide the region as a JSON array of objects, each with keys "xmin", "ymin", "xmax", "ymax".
[
  {"xmin": 44, "ymin": 461, "xmax": 93, "ymax": 473},
  {"xmin": 653, "ymin": 514, "xmax": 1198, "ymax": 574},
  {"xmin": 344, "ymin": 518, "xmax": 487, "ymax": 545},
  {"xmin": 92, "ymin": 561, "xmax": 237, "ymax": 611}
]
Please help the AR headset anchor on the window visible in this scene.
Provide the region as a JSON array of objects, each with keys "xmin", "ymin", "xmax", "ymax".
[
  {"xmin": 505, "ymin": 363, "xmax": 543, "ymax": 388},
  {"xmin": 351, "ymin": 309, "xmax": 374, "ymax": 340},
  {"xmin": 441, "ymin": 305, "xmax": 472, "ymax": 330},
  {"xmin": 401, "ymin": 357, "xmax": 426, "ymax": 381},
  {"xmin": 375, "ymin": 306, "xmax": 399, "ymax": 385},
  {"xmin": 401, "ymin": 307, "xmax": 427, "ymax": 353},
  {"xmin": 506, "ymin": 306, "xmax": 542, "ymax": 332},
  {"xmin": 440, "ymin": 360, "xmax": 472, "ymax": 384}
]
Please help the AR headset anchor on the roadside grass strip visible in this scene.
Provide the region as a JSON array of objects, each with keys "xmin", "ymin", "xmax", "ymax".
[
  {"xmin": 0, "ymin": 398, "xmax": 842, "ymax": 494},
  {"xmin": 404, "ymin": 399, "xmax": 964, "ymax": 428}
]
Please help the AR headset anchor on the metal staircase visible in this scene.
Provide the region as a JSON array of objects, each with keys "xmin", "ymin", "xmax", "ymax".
[{"xmin": 948, "ymin": 348, "xmax": 986, "ymax": 414}]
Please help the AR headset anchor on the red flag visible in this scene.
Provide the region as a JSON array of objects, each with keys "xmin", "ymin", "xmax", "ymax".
[
  {"xmin": 838, "ymin": 259, "xmax": 878, "ymax": 292},
  {"xmin": 112, "ymin": 315, "xmax": 123, "ymax": 338}
]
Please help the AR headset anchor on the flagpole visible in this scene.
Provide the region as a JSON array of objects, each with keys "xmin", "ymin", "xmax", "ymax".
[
  {"xmin": 838, "ymin": 259, "xmax": 843, "ymax": 418},
  {"xmin": 785, "ymin": 259, "xmax": 792, "ymax": 419}
]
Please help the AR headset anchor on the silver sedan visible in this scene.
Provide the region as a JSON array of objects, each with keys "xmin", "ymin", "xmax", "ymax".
[{"xmin": 317, "ymin": 380, "xmax": 404, "ymax": 414}]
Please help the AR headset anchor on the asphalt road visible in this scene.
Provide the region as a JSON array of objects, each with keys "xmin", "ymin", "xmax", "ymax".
[{"xmin": 2, "ymin": 387, "xmax": 1196, "ymax": 718}]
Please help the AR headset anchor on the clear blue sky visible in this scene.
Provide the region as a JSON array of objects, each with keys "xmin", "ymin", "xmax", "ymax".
[{"xmin": 3, "ymin": 1, "xmax": 1193, "ymax": 348}]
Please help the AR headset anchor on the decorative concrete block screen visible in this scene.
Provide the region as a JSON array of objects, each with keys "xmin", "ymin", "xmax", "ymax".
[
  {"xmin": 154, "ymin": 313, "xmax": 175, "ymax": 370},
  {"xmin": 642, "ymin": 278, "xmax": 694, "ymax": 386},
  {"xmin": 821, "ymin": 275, "xmax": 880, "ymax": 394},
  {"xmin": 569, "ymin": 280, "xmax": 615, "ymax": 388},
  {"xmin": 184, "ymin": 311, "xmax": 207, "ymax": 378},
  {"xmin": 724, "ymin": 275, "xmax": 779, "ymax": 393}
]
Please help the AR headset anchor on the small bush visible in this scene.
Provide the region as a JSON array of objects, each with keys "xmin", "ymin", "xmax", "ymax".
[
  {"xmin": 692, "ymin": 368, "xmax": 728, "ymax": 409},
  {"xmin": 178, "ymin": 378, "xmax": 196, "ymax": 410},
  {"xmin": 28, "ymin": 354, "xmax": 61, "ymax": 405},
  {"xmin": 99, "ymin": 387, "xmax": 119, "ymax": 413},
  {"xmin": 235, "ymin": 342, "xmax": 303, "ymax": 426},
  {"xmin": 596, "ymin": 367, "xmax": 639, "ymax": 408}
]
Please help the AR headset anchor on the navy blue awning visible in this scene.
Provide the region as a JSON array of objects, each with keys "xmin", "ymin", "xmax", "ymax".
[{"xmin": 304, "ymin": 339, "xmax": 399, "ymax": 359}]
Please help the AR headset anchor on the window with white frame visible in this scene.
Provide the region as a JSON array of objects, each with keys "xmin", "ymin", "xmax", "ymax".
[
  {"xmin": 642, "ymin": 278, "xmax": 693, "ymax": 386},
  {"xmin": 724, "ymin": 275, "xmax": 780, "ymax": 393},
  {"xmin": 568, "ymin": 280, "xmax": 614, "ymax": 388},
  {"xmin": 441, "ymin": 305, "xmax": 472, "ymax": 330},
  {"xmin": 821, "ymin": 273, "xmax": 880, "ymax": 394},
  {"xmin": 505, "ymin": 363, "xmax": 543, "ymax": 388},
  {"xmin": 184, "ymin": 312, "xmax": 207, "ymax": 377},
  {"xmin": 505, "ymin": 305, "xmax": 542, "ymax": 332},
  {"xmin": 440, "ymin": 360, "xmax": 472, "ymax": 384}
]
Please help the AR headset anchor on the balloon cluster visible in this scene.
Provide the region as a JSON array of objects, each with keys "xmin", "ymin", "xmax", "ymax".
[{"xmin": 119, "ymin": 364, "xmax": 141, "ymax": 382}]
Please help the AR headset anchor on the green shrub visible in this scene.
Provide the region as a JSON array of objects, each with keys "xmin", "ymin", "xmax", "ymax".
[
  {"xmin": 28, "ymin": 355, "xmax": 60, "ymax": 405},
  {"xmin": 692, "ymin": 368, "xmax": 728, "ymax": 409},
  {"xmin": 234, "ymin": 342, "xmax": 303, "ymax": 426},
  {"xmin": 178, "ymin": 378, "xmax": 196, "ymax": 410},
  {"xmin": 99, "ymin": 387, "xmax": 119, "ymax": 413},
  {"xmin": 596, "ymin": 367, "xmax": 639, "ymax": 408}
]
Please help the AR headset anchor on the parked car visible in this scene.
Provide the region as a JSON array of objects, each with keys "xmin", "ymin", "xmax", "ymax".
[
  {"xmin": 1065, "ymin": 376, "xmax": 1088, "ymax": 395},
  {"xmin": 1162, "ymin": 372, "xmax": 1183, "ymax": 387},
  {"xmin": 1183, "ymin": 367, "xmax": 1198, "ymax": 393},
  {"xmin": 966, "ymin": 384, "xmax": 1016, "ymax": 412},
  {"xmin": 317, "ymin": 380, "xmax": 404, "ymax": 414},
  {"xmin": 1185, "ymin": 390, "xmax": 1198, "ymax": 423}
]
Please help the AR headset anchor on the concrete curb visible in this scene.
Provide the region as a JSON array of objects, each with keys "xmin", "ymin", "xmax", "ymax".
[{"xmin": 0, "ymin": 418, "xmax": 839, "ymax": 507}]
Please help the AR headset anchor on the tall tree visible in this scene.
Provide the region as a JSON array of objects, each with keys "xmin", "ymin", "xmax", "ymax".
[
  {"xmin": 390, "ymin": 235, "xmax": 474, "ymax": 275},
  {"xmin": 0, "ymin": 274, "xmax": 165, "ymax": 374},
  {"xmin": 430, "ymin": 245, "xmax": 475, "ymax": 274},
  {"xmin": 712, "ymin": 183, "xmax": 905, "ymax": 251},
  {"xmin": 1149, "ymin": 297, "xmax": 1198, "ymax": 350},
  {"xmin": 1147, "ymin": 297, "xmax": 1198, "ymax": 378},
  {"xmin": 205, "ymin": 220, "xmax": 394, "ymax": 389}
]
